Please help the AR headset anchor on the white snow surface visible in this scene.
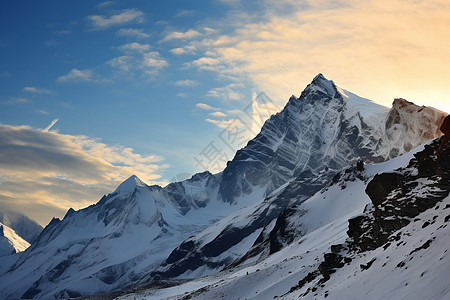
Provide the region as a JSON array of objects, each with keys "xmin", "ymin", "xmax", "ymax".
[
  {"xmin": 0, "ymin": 222, "xmax": 30, "ymax": 256},
  {"xmin": 117, "ymin": 144, "xmax": 436, "ymax": 300}
]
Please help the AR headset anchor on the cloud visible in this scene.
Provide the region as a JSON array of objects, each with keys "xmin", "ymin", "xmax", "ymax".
[
  {"xmin": 87, "ymin": 9, "xmax": 144, "ymax": 30},
  {"xmin": 36, "ymin": 110, "xmax": 49, "ymax": 115},
  {"xmin": 107, "ymin": 56, "xmax": 132, "ymax": 72},
  {"xmin": 57, "ymin": 68, "xmax": 93, "ymax": 82},
  {"xmin": 142, "ymin": 52, "xmax": 169, "ymax": 69},
  {"xmin": 23, "ymin": 86, "xmax": 53, "ymax": 94},
  {"xmin": 195, "ymin": 102, "xmax": 216, "ymax": 110},
  {"xmin": 189, "ymin": 0, "xmax": 450, "ymax": 112},
  {"xmin": 207, "ymin": 83, "xmax": 244, "ymax": 101},
  {"xmin": 161, "ymin": 29, "xmax": 202, "ymax": 42},
  {"xmin": 3, "ymin": 97, "xmax": 30, "ymax": 104},
  {"xmin": 53, "ymin": 30, "xmax": 71, "ymax": 35},
  {"xmin": 118, "ymin": 42, "xmax": 151, "ymax": 53},
  {"xmin": 43, "ymin": 118, "xmax": 59, "ymax": 132},
  {"xmin": 170, "ymin": 45, "xmax": 197, "ymax": 55},
  {"xmin": 44, "ymin": 39, "xmax": 58, "ymax": 47},
  {"xmin": 175, "ymin": 10, "xmax": 196, "ymax": 17},
  {"xmin": 187, "ymin": 57, "xmax": 222, "ymax": 71},
  {"xmin": 96, "ymin": 1, "xmax": 116, "ymax": 8},
  {"xmin": 209, "ymin": 111, "xmax": 227, "ymax": 117},
  {"xmin": 173, "ymin": 79, "xmax": 199, "ymax": 87},
  {"xmin": 0, "ymin": 123, "xmax": 168, "ymax": 225},
  {"xmin": 170, "ymin": 47, "xmax": 187, "ymax": 55},
  {"xmin": 116, "ymin": 28, "xmax": 149, "ymax": 38},
  {"xmin": 205, "ymin": 117, "xmax": 247, "ymax": 130},
  {"xmin": 108, "ymin": 51, "xmax": 168, "ymax": 77}
]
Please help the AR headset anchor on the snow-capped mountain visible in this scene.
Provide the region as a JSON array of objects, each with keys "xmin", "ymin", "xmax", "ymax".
[
  {"xmin": 149, "ymin": 74, "xmax": 447, "ymax": 280},
  {"xmin": 0, "ymin": 222, "xmax": 30, "ymax": 257},
  {"xmin": 117, "ymin": 116, "xmax": 450, "ymax": 300},
  {"xmin": 0, "ymin": 74, "xmax": 446, "ymax": 299},
  {"xmin": 0, "ymin": 211, "xmax": 43, "ymax": 244}
]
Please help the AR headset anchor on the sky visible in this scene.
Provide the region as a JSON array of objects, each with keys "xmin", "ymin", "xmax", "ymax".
[{"xmin": 1, "ymin": 0, "xmax": 450, "ymax": 226}]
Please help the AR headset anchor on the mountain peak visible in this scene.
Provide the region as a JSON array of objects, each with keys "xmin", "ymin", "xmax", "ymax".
[
  {"xmin": 309, "ymin": 73, "xmax": 336, "ymax": 97},
  {"xmin": 115, "ymin": 175, "xmax": 147, "ymax": 193}
]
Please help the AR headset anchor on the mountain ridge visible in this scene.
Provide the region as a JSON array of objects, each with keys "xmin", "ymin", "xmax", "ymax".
[{"xmin": 0, "ymin": 74, "xmax": 447, "ymax": 299}]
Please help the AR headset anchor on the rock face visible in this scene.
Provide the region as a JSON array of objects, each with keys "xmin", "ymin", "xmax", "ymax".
[
  {"xmin": 146, "ymin": 76, "xmax": 447, "ymax": 281},
  {"xmin": 317, "ymin": 132, "xmax": 450, "ymax": 282},
  {"xmin": 384, "ymin": 98, "xmax": 447, "ymax": 158},
  {"xmin": 439, "ymin": 114, "xmax": 450, "ymax": 136},
  {"xmin": 218, "ymin": 74, "xmax": 389, "ymax": 205}
]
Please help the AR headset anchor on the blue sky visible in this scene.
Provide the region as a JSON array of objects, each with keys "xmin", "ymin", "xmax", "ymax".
[{"xmin": 1, "ymin": 0, "xmax": 450, "ymax": 225}]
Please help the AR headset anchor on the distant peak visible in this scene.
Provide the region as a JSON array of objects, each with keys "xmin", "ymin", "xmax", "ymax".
[
  {"xmin": 312, "ymin": 73, "xmax": 326, "ymax": 81},
  {"xmin": 309, "ymin": 73, "xmax": 336, "ymax": 97},
  {"xmin": 115, "ymin": 175, "xmax": 147, "ymax": 193}
]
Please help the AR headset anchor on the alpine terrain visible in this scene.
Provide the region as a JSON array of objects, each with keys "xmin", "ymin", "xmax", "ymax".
[{"xmin": 0, "ymin": 74, "xmax": 447, "ymax": 299}]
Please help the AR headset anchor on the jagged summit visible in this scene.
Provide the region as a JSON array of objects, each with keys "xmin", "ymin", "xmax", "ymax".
[
  {"xmin": 114, "ymin": 175, "xmax": 147, "ymax": 193},
  {"xmin": 307, "ymin": 73, "xmax": 337, "ymax": 97}
]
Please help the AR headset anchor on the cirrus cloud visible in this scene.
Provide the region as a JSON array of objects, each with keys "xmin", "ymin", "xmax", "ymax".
[{"xmin": 87, "ymin": 8, "xmax": 144, "ymax": 30}]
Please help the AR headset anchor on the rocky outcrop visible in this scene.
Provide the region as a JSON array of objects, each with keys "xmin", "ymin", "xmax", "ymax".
[{"xmin": 316, "ymin": 119, "xmax": 450, "ymax": 282}]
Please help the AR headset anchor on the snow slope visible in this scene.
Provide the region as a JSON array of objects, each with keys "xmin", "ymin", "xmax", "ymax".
[
  {"xmin": 118, "ymin": 135, "xmax": 449, "ymax": 300},
  {"xmin": 0, "ymin": 210, "xmax": 43, "ymax": 244},
  {"xmin": 150, "ymin": 74, "xmax": 446, "ymax": 280},
  {"xmin": 0, "ymin": 222, "xmax": 30, "ymax": 256}
]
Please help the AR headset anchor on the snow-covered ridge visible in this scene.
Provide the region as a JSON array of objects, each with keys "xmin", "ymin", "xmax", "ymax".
[{"xmin": 0, "ymin": 74, "xmax": 447, "ymax": 299}]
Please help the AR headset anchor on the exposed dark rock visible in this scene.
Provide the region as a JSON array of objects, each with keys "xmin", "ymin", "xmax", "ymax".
[
  {"xmin": 365, "ymin": 173, "xmax": 405, "ymax": 207},
  {"xmin": 318, "ymin": 253, "xmax": 345, "ymax": 280},
  {"xmin": 440, "ymin": 115, "xmax": 450, "ymax": 136},
  {"xmin": 360, "ymin": 258, "xmax": 376, "ymax": 271},
  {"xmin": 409, "ymin": 239, "xmax": 433, "ymax": 255}
]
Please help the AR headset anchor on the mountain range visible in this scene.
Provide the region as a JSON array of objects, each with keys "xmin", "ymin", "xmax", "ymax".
[{"xmin": 0, "ymin": 74, "xmax": 447, "ymax": 299}]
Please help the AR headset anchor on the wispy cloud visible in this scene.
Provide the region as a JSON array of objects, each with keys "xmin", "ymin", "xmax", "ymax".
[
  {"xmin": 107, "ymin": 56, "xmax": 132, "ymax": 72},
  {"xmin": 175, "ymin": 10, "xmax": 196, "ymax": 17},
  {"xmin": 53, "ymin": 30, "xmax": 71, "ymax": 35},
  {"xmin": 188, "ymin": 0, "xmax": 450, "ymax": 111},
  {"xmin": 170, "ymin": 45, "xmax": 197, "ymax": 55},
  {"xmin": 195, "ymin": 102, "xmax": 216, "ymax": 110},
  {"xmin": 44, "ymin": 39, "xmax": 58, "ymax": 47},
  {"xmin": 116, "ymin": 28, "xmax": 149, "ymax": 39},
  {"xmin": 118, "ymin": 42, "xmax": 151, "ymax": 53},
  {"xmin": 205, "ymin": 117, "xmax": 247, "ymax": 130},
  {"xmin": 57, "ymin": 68, "xmax": 93, "ymax": 82},
  {"xmin": 0, "ymin": 123, "xmax": 168, "ymax": 225},
  {"xmin": 173, "ymin": 79, "xmax": 199, "ymax": 87},
  {"xmin": 36, "ymin": 109, "xmax": 49, "ymax": 115},
  {"xmin": 107, "ymin": 51, "xmax": 168, "ymax": 77},
  {"xmin": 207, "ymin": 83, "xmax": 244, "ymax": 101},
  {"xmin": 142, "ymin": 52, "xmax": 169, "ymax": 69},
  {"xmin": 96, "ymin": 1, "xmax": 116, "ymax": 9},
  {"xmin": 161, "ymin": 29, "xmax": 202, "ymax": 42},
  {"xmin": 23, "ymin": 86, "xmax": 53, "ymax": 94},
  {"xmin": 87, "ymin": 9, "xmax": 144, "ymax": 30},
  {"xmin": 209, "ymin": 111, "xmax": 227, "ymax": 117},
  {"xmin": 185, "ymin": 57, "xmax": 222, "ymax": 71},
  {"xmin": 43, "ymin": 118, "xmax": 59, "ymax": 132},
  {"xmin": 3, "ymin": 97, "xmax": 30, "ymax": 105}
]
